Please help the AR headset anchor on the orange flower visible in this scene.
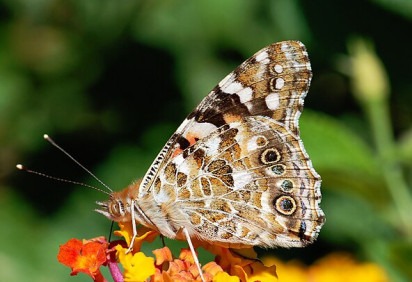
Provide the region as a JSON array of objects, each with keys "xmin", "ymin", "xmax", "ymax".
[
  {"xmin": 58, "ymin": 222, "xmax": 279, "ymax": 282},
  {"xmin": 115, "ymin": 222, "xmax": 277, "ymax": 282},
  {"xmin": 234, "ymin": 261, "xmax": 278, "ymax": 282},
  {"xmin": 204, "ymin": 243, "xmax": 278, "ymax": 282},
  {"xmin": 57, "ymin": 237, "xmax": 108, "ymax": 282},
  {"xmin": 152, "ymin": 247, "xmax": 202, "ymax": 281},
  {"xmin": 153, "ymin": 246, "xmax": 173, "ymax": 266},
  {"xmin": 203, "ymin": 261, "xmax": 240, "ymax": 282}
]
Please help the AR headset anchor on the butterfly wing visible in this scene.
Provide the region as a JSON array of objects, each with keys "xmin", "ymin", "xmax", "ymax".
[
  {"xmin": 140, "ymin": 41, "xmax": 310, "ymax": 190},
  {"xmin": 184, "ymin": 40, "xmax": 311, "ymax": 136},
  {"xmin": 140, "ymin": 40, "xmax": 324, "ymax": 247}
]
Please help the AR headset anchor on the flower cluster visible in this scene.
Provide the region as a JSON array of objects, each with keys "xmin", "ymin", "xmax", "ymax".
[
  {"xmin": 57, "ymin": 236, "xmax": 109, "ymax": 282},
  {"xmin": 58, "ymin": 222, "xmax": 388, "ymax": 281},
  {"xmin": 57, "ymin": 222, "xmax": 278, "ymax": 282}
]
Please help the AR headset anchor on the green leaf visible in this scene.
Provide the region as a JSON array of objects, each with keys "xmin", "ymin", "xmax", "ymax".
[{"xmin": 300, "ymin": 110, "xmax": 388, "ymax": 205}]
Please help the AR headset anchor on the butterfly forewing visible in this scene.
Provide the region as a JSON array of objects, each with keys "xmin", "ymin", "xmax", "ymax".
[{"xmin": 99, "ymin": 40, "xmax": 324, "ymax": 249}]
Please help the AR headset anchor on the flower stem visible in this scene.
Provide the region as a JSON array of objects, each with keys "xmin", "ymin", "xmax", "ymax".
[
  {"xmin": 364, "ymin": 99, "xmax": 412, "ymax": 237},
  {"xmin": 108, "ymin": 261, "xmax": 124, "ymax": 282},
  {"xmin": 349, "ymin": 38, "xmax": 412, "ymax": 238}
]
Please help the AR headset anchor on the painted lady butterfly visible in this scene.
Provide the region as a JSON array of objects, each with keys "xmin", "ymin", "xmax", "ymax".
[{"xmin": 96, "ymin": 40, "xmax": 325, "ymax": 278}]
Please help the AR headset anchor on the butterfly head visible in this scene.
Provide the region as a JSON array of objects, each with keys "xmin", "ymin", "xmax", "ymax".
[
  {"xmin": 96, "ymin": 196, "xmax": 126, "ymax": 220},
  {"xmin": 95, "ymin": 181, "xmax": 140, "ymax": 222}
]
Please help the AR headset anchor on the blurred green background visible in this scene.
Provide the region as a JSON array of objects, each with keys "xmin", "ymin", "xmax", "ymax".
[{"xmin": 1, "ymin": 0, "xmax": 412, "ymax": 281}]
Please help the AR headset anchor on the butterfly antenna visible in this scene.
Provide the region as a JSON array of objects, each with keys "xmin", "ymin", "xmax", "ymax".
[
  {"xmin": 43, "ymin": 134, "xmax": 113, "ymax": 193},
  {"xmin": 16, "ymin": 164, "xmax": 111, "ymax": 195}
]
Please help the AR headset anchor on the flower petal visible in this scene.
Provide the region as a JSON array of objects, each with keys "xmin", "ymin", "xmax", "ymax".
[
  {"xmin": 213, "ymin": 271, "xmax": 240, "ymax": 282},
  {"xmin": 114, "ymin": 222, "xmax": 159, "ymax": 252},
  {"xmin": 153, "ymin": 247, "xmax": 173, "ymax": 265},
  {"xmin": 115, "ymin": 244, "xmax": 155, "ymax": 282},
  {"xmin": 57, "ymin": 237, "xmax": 108, "ymax": 280},
  {"xmin": 243, "ymin": 261, "xmax": 278, "ymax": 282}
]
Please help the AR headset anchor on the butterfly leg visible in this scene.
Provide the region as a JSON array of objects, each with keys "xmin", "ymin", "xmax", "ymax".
[
  {"xmin": 182, "ymin": 227, "xmax": 205, "ymax": 282},
  {"xmin": 160, "ymin": 234, "xmax": 166, "ymax": 247},
  {"xmin": 126, "ymin": 200, "xmax": 138, "ymax": 253}
]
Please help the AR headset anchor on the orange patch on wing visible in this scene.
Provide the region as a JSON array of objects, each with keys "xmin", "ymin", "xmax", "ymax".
[
  {"xmin": 185, "ymin": 133, "xmax": 199, "ymax": 146},
  {"xmin": 172, "ymin": 133, "xmax": 200, "ymax": 158},
  {"xmin": 223, "ymin": 113, "xmax": 243, "ymax": 123},
  {"xmin": 172, "ymin": 148, "xmax": 183, "ymax": 158}
]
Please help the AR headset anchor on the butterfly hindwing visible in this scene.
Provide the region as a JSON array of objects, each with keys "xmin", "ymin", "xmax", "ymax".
[{"xmin": 155, "ymin": 115, "xmax": 323, "ymax": 248}]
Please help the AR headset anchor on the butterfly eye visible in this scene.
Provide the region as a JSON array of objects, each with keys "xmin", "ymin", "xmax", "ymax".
[
  {"xmin": 110, "ymin": 200, "xmax": 125, "ymax": 217},
  {"xmin": 274, "ymin": 195, "xmax": 297, "ymax": 215},
  {"xmin": 255, "ymin": 136, "xmax": 268, "ymax": 146},
  {"xmin": 260, "ymin": 148, "xmax": 280, "ymax": 164},
  {"xmin": 280, "ymin": 179, "xmax": 294, "ymax": 192},
  {"xmin": 271, "ymin": 164, "xmax": 286, "ymax": 176}
]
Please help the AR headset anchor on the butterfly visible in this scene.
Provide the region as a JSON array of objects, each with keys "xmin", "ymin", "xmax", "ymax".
[{"xmin": 96, "ymin": 40, "xmax": 325, "ymax": 278}]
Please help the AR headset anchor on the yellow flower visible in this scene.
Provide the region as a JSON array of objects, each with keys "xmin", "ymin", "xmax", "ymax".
[
  {"xmin": 213, "ymin": 271, "xmax": 240, "ymax": 282},
  {"xmin": 263, "ymin": 257, "xmax": 306, "ymax": 282},
  {"xmin": 237, "ymin": 261, "xmax": 278, "ymax": 282},
  {"xmin": 115, "ymin": 244, "xmax": 155, "ymax": 282},
  {"xmin": 263, "ymin": 252, "xmax": 389, "ymax": 282},
  {"xmin": 114, "ymin": 221, "xmax": 159, "ymax": 252},
  {"xmin": 309, "ymin": 253, "xmax": 389, "ymax": 282},
  {"xmin": 114, "ymin": 222, "xmax": 277, "ymax": 281}
]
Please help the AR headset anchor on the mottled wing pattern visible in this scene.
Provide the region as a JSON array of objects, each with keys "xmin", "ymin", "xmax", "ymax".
[
  {"xmin": 140, "ymin": 40, "xmax": 324, "ymax": 248},
  {"xmin": 185, "ymin": 40, "xmax": 311, "ymax": 136}
]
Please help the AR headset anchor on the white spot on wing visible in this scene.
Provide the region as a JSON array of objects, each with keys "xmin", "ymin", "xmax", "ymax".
[
  {"xmin": 223, "ymin": 81, "xmax": 244, "ymax": 94},
  {"xmin": 204, "ymin": 136, "xmax": 221, "ymax": 156},
  {"xmin": 176, "ymin": 118, "xmax": 192, "ymax": 134},
  {"xmin": 232, "ymin": 171, "xmax": 253, "ymax": 191},
  {"xmin": 247, "ymin": 138, "xmax": 259, "ymax": 151},
  {"xmin": 275, "ymin": 78, "xmax": 285, "ymax": 89},
  {"xmin": 173, "ymin": 154, "xmax": 185, "ymax": 166},
  {"xmin": 265, "ymin": 93, "xmax": 280, "ymax": 110},
  {"xmin": 178, "ymin": 161, "xmax": 191, "ymax": 175},
  {"xmin": 282, "ymin": 43, "xmax": 293, "ymax": 60},
  {"xmin": 182, "ymin": 122, "xmax": 218, "ymax": 140},
  {"xmin": 274, "ymin": 64, "xmax": 283, "ymax": 73},
  {"xmin": 237, "ymin": 87, "xmax": 253, "ymax": 103},
  {"xmin": 247, "ymin": 135, "xmax": 268, "ymax": 151},
  {"xmin": 255, "ymin": 51, "xmax": 269, "ymax": 64}
]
